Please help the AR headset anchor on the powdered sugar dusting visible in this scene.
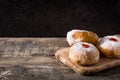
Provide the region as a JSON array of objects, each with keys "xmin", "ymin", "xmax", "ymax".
[
  {"xmin": 100, "ymin": 35, "xmax": 120, "ymax": 49},
  {"xmin": 66, "ymin": 29, "xmax": 88, "ymax": 45},
  {"xmin": 72, "ymin": 42, "xmax": 98, "ymax": 54},
  {"xmin": 70, "ymin": 41, "xmax": 100, "ymax": 65}
]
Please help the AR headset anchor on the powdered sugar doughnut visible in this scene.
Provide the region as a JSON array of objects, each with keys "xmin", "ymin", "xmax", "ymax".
[
  {"xmin": 67, "ymin": 29, "xmax": 99, "ymax": 46},
  {"xmin": 69, "ymin": 42, "xmax": 100, "ymax": 65},
  {"xmin": 97, "ymin": 35, "xmax": 120, "ymax": 58}
]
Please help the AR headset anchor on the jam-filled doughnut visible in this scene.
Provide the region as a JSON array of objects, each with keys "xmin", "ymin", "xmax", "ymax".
[
  {"xmin": 69, "ymin": 42, "xmax": 100, "ymax": 65},
  {"xmin": 67, "ymin": 30, "xmax": 99, "ymax": 46},
  {"xmin": 97, "ymin": 35, "xmax": 120, "ymax": 58}
]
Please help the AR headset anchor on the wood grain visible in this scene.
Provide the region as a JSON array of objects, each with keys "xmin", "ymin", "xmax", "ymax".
[
  {"xmin": 55, "ymin": 48, "xmax": 120, "ymax": 75},
  {"xmin": 0, "ymin": 38, "xmax": 120, "ymax": 80},
  {"xmin": 0, "ymin": 38, "xmax": 68, "ymax": 57}
]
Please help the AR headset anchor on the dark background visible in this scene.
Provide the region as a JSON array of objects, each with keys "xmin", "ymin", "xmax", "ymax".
[{"xmin": 0, "ymin": 0, "xmax": 120, "ymax": 37}]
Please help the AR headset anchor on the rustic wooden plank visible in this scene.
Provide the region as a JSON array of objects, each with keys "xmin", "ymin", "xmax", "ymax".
[
  {"xmin": 0, "ymin": 38, "xmax": 69, "ymax": 57},
  {"xmin": 0, "ymin": 38, "xmax": 120, "ymax": 80},
  {"xmin": 0, "ymin": 56, "xmax": 120, "ymax": 80}
]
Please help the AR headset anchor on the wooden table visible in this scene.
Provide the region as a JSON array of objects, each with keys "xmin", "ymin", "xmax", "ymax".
[{"xmin": 0, "ymin": 38, "xmax": 120, "ymax": 80}]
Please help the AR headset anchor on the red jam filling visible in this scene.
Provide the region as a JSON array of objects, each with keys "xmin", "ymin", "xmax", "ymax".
[
  {"xmin": 109, "ymin": 38, "xmax": 118, "ymax": 42},
  {"xmin": 82, "ymin": 44, "xmax": 90, "ymax": 48}
]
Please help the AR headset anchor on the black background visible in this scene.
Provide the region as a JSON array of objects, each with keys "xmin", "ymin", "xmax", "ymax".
[{"xmin": 0, "ymin": 0, "xmax": 120, "ymax": 37}]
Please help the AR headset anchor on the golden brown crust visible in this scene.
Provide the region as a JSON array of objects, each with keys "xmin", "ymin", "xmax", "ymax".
[
  {"xmin": 71, "ymin": 30, "xmax": 99, "ymax": 45},
  {"xmin": 82, "ymin": 31, "xmax": 99, "ymax": 45},
  {"xmin": 98, "ymin": 45, "xmax": 114, "ymax": 58}
]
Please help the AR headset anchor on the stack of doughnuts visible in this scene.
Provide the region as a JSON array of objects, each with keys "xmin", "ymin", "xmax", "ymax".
[{"xmin": 66, "ymin": 29, "xmax": 120, "ymax": 66}]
